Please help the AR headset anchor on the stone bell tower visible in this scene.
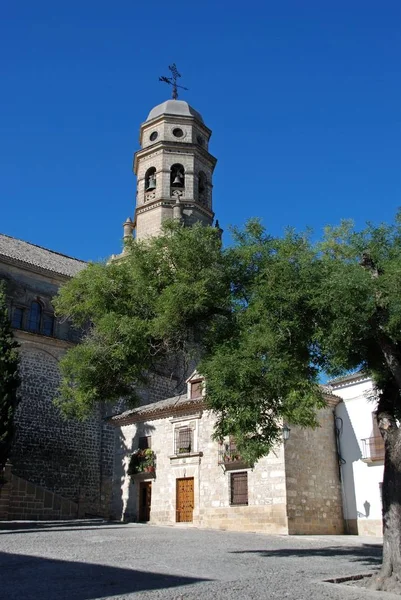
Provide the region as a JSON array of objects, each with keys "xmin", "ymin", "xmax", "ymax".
[{"xmin": 132, "ymin": 99, "xmax": 217, "ymax": 240}]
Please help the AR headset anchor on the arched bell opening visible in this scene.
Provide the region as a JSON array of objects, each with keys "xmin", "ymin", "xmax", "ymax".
[
  {"xmin": 198, "ymin": 171, "xmax": 208, "ymax": 206},
  {"xmin": 170, "ymin": 164, "xmax": 185, "ymax": 189},
  {"xmin": 145, "ymin": 167, "xmax": 157, "ymax": 192}
]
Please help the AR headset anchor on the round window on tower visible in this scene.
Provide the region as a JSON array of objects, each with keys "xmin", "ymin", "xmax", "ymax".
[
  {"xmin": 172, "ymin": 128, "xmax": 184, "ymax": 138},
  {"xmin": 197, "ymin": 135, "xmax": 204, "ymax": 146},
  {"xmin": 149, "ymin": 131, "xmax": 158, "ymax": 142}
]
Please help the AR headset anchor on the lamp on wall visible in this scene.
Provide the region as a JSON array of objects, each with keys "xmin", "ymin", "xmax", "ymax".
[{"xmin": 282, "ymin": 424, "xmax": 291, "ymax": 441}]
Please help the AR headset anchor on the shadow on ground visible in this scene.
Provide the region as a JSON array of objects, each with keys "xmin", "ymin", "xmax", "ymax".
[
  {"xmin": 230, "ymin": 544, "xmax": 382, "ymax": 568},
  {"xmin": 0, "ymin": 519, "xmax": 124, "ymax": 534},
  {"xmin": 0, "ymin": 551, "xmax": 210, "ymax": 600}
]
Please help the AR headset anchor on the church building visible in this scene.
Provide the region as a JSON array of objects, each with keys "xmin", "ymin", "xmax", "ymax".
[
  {"xmin": 108, "ymin": 96, "xmax": 345, "ymax": 535},
  {"xmin": 0, "ymin": 90, "xmax": 347, "ymax": 534}
]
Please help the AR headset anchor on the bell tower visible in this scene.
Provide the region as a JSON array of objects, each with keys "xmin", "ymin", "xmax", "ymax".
[{"xmin": 133, "ymin": 99, "xmax": 217, "ymax": 240}]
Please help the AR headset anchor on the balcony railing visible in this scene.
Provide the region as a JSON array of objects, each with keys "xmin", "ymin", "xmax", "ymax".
[
  {"xmin": 218, "ymin": 441, "xmax": 250, "ymax": 470},
  {"xmin": 361, "ymin": 437, "xmax": 385, "ymax": 462}
]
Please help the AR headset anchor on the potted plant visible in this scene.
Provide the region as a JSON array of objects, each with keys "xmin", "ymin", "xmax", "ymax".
[{"xmin": 128, "ymin": 449, "xmax": 156, "ymax": 476}]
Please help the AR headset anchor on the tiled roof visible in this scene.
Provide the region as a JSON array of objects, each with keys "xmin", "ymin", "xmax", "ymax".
[
  {"xmin": 109, "ymin": 394, "xmax": 205, "ymax": 425},
  {"xmin": 327, "ymin": 371, "xmax": 370, "ymax": 387},
  {"xmin": 109, "ymin": 385, "xmax": 342, "ymax": 426},
  {"xmin": 0, "ymin": 233, "xmax": 87, "ymax": 277}
]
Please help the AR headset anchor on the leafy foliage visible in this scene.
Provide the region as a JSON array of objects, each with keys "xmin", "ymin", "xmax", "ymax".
[
  {"xmin": 54, "ymin": 222, "xmax": 229, "ymax": 419},
  {"xmin": 0, "ymin": 281, "xmax": 21, "ymax": 472},
  {"xmin": 55, "ymin": 213, "xmax": 401, "ymax": 464}
]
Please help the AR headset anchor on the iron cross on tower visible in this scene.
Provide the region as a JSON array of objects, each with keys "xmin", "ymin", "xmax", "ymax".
[{"xmin": 159, "ymin": 63, "xmax": 188, "ymax": 100}]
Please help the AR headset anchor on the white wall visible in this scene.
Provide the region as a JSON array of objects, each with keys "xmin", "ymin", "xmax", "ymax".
[{"xmin": 333, "ymin": 377, "xmax": 383, "ymax": 534}]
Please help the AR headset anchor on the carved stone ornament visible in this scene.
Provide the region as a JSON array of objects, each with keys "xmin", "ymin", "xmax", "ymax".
[
  {"xmin": 144, "ymin": 191, "xmax": 156, "ymax": 203},
  {"xmin": 171, "ymin": 189, "xmax": 184, "ymax": 200}
]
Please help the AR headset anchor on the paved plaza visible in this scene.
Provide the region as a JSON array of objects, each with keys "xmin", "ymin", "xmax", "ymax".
[{"xmin": 0, "ymin": 520, "xmax": 392, "ymax": 600}]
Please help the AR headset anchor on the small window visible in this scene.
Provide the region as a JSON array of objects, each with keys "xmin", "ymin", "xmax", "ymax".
[
  {"xmin": 149, "ymin": 131, "xmax": 158, "ymax": 142},
  {"xmin": 175, "ymin": 427, "xmax": 192, "ymax": 455},
  {"xmin": 190, "ymin": 380, "xmax": 203, "ymax": 399},
  {"xmin": 139, "ymin": 436, "xmax": 151, "ymax": 450},
  {"xmin": 12, "ymin": 307, "xmax": 24, "ymax": 329},
  {"xmin": 42, "ymin": 313, "xmax": 54, "ymax": 336},
  {"xmin": 230, "ymin": 472, "xmax": 248, "ymax": 506},
  {"xmin": 27, "ymin": 301, "xmax": 42, "ymax": 332},
  {"xmin": 172, "ymin": 128, "xmax": 184, "ymax": 138}
]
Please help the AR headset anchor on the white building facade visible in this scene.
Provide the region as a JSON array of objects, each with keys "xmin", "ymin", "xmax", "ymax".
[{"xmin": 332, "ymin": 374, "xmax": 383, "ymax": 537}]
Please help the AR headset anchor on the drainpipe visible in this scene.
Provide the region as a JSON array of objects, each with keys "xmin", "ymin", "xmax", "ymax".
[{"xmin": 334, "ymin": 408, "xmax": 351, "ymax": 534}]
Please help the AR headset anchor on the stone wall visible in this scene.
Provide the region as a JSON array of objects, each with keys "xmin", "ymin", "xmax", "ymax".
[
  {"xmin": 113, "ymin": 410, "xmax": 288, "ymax": 534},
  {"xmin": 284, "ymin": 405, "xmax": 344, "ymax": 534},
  {"xmin": 9, "ymin": 338, "xmax": 113, "ymax": 516},
  {"xmin": 0, "ymin": 464, "xmax": 78, "ymax": 521},
  {"xmin": 0, "ymin": 261, "xmax": 115, "ymax": 518},
  {"xmin": 138, "ymin": 370, "xmax": 187, "ymax": 406},
  {"xmin": 197, "ymin": 412, "xmax": 288, "ymax": 534}
]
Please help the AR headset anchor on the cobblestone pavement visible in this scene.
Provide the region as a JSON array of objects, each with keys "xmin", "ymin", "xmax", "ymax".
[{"xmin": 0, "ymin": 520, "xmax": 393, "ymax": 600}]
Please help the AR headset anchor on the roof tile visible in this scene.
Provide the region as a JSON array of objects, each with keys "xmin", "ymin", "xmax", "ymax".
[{"xmin": 0, "ymin": 233, "xmax": 87, "ymax": 277}]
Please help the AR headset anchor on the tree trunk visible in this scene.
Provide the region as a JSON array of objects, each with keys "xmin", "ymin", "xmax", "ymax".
[{"xmin": 371, "ymin": 403, "xmax": 401, "ymax": 592}]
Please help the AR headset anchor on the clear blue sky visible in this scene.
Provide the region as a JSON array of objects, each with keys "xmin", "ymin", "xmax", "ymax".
[{"xmin": 2, "ymin": 1, "xmax": 400, "ymax": 261}]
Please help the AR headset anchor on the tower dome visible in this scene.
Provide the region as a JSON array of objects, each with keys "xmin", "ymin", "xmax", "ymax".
[
  {"xmin": 134, "ymin": 97, "xmax": 216, "ymax": 240},
  {"xmin": 146, "ymin": 100, "xmax": 204, "ymax": 123}
]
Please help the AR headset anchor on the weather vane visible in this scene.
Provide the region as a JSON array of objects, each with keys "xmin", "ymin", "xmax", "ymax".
[{"xmin": 159, "ymin": 63, "xmax": 188, "ymax": 100}]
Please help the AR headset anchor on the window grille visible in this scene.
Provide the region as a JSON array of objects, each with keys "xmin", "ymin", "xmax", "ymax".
[
  {"xmin": 175, "ymin": 427, "xmax": 192, "ymax": 455},
  {"xmin": 230, "ymin": 472, "xmax": 248, "ymax": 506},
  {"xmin": 12, "ymin": 307, "xmax": 24, "ymax": 329},
  {"xmin": 139, "ymin": 436, "xmax": 151, "ymax": 450}
]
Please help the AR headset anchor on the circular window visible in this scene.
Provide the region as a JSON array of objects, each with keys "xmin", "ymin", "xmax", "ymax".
[
  {"xmin": 172, "ymin": 128, "xmax": 184, "ymax": 138},
  {"xmin": 197, "ymin": 135, "xmax": 204, "ymax": 146},
  {"xmin": 149, "ymin": 131, "xmax": 158, "ymax": 142}
]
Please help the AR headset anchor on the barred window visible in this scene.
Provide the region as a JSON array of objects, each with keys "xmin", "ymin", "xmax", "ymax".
[
  {"xmin": 139, "ymin": 436, "xmax": 151, "ymax": 450},
  {"xmin": 230, "ymin": 472, "xmax": 248, "ymax": 506},
  {"xmin": 12, "ymin": 307, "xmax": 24, "ymax": 329},
  {"xmin": 175, "ymin": 427, "xmax": 192, "ymax": 455}
]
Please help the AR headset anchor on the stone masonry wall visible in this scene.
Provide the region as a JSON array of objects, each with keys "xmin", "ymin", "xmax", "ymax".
[
  {"xmin": 284, "ymin": 405, "xmax": 344, "ymax": 534},
  {"xmin": 11, "ymin": 342, "xmax": 112, "ymax": 516},
  {"xmin": 113, "ymin": 410, "xmax": 288, "ymax": 534},
  {"xmin": 1, "ymin": 262, "xmax": 115, "ymax": 518},
  {"xmin": 0, "ymin": 464, "xmax": 78, "ymax": 521},
  {"xmin": 198, "ymin": 412, "xmax": 288, "ymax": 534}
]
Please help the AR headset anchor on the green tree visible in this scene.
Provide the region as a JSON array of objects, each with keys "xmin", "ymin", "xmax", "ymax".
[
  {"xmin": 55, "ymin": 215, "xmax": 401, "ymax": 590},
  {"xmin": 53, "ymin": 222, "xmax": 230, "ymax": 419},
  {"xmin": 201, "ymin": 215, "xmax": 401, "ymax": 591},
  {"xmin": 0, "ymin": 281, "xmax": 21, "ymax": 476}
]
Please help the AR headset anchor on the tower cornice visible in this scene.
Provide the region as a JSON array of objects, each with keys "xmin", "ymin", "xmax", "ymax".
[{"xmin": 133, "ymin": 142, "xmax": 217, "ymax": 174}]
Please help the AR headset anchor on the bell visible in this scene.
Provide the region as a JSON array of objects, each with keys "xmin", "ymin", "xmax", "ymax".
[
  {"xmin": 172, "ymin": 173, "xmax": 183, "ymax": 187},
  {"xmin": 146, "ymin": 176, "xmax": 156, "ymax": 191}
]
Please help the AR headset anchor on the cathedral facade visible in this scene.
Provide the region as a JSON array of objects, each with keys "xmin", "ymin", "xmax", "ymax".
[{"xmin": 0, "ymin": 235, "xmax": 115, "ymax": 518}]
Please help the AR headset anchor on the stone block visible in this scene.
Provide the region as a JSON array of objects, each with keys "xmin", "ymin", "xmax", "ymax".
[
  {"xmin": 35, "ymin": 487, "xmax": 44, "ymax": 501},
  {"xmin": 44, "ymin": 491, "xmax": 53, "ymax": 509}
]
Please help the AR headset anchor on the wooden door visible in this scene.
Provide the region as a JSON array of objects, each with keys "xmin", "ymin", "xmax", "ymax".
[
  {"xmin": 176, "ymin": 477, "xmax": 194, "ymax": 522},
  {"xmin": 139, "ymin": 482, "xmax": 152, "ymax": 522}
]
